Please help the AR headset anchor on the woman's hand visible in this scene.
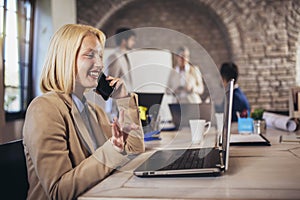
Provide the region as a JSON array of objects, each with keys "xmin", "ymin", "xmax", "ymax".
[
  {"xmin": 111, "ymin": 110, "xmax": 139, "ymax": 152},
  {"xmin": 106, "ymin": 76, "xmax": 128, "ymax": 99}
]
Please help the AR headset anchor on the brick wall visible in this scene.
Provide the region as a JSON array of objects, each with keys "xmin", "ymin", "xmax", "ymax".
[{"xmin": 77, "ymin": 0, "xmax": 300, "ymax": 111}]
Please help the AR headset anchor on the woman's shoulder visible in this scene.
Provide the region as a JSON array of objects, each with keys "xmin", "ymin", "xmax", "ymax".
[
  {"xmin": 28, "ymin": 92, "xmax": 70, "ymax": 112},
  {"xmin": 30, "ymin": 92, "xmax": 61, "ymax": 103},
  {"xmin": 189, "ymin": 64, "xmax": 201, "ymax": 73}
]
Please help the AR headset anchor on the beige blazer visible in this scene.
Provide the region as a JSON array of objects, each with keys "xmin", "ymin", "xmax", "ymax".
[{"xmin": 23, "ymin": 92, "xmax": 144, "ymax": 200}]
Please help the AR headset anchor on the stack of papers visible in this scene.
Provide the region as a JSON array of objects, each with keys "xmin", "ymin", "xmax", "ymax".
[
  {"xmin": 280, "ymin": 135, "xmax": 300, "ymax": 144},
  {"xmin": 230, "ymin": 134, "xmax": 271, "ymax": 146},
  {"xmin": 144, "ymin": 130, "xmax": 161, "ymax": 141}
]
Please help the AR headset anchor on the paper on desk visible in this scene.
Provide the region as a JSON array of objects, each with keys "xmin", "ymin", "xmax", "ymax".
[
  {"xmin": 263, "ymin": 112, "xmax": 297, "ymax": 132},
  {"xmin": 230, "ymin": 134, "xmax": 266, "ymax": 143},
  {"xmin": 280, "ymin": 135, "xmax": 300, "ymax": 143}
]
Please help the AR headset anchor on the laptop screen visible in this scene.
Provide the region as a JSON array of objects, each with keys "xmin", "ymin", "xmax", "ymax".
[
  {"xmin": 221, "ymin": 79, "xmax": 234, "ymax": 171},
  {"xmin": 136, "ymin": 92, "xmax": 164, "ymax": 128},
  {"xmin": 136, "ymin": 92, "xmax": 164, "ymax": 109}
]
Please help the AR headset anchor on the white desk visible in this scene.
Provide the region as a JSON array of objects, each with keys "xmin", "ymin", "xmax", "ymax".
[{"xmin": 79, "ymin": 125, "xmax": 300, "ymax": 200}]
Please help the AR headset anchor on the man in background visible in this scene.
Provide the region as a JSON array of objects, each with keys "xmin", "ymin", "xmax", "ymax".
[
  {"xmin": 106, "ymin": 27, "xmax": 136, "ymax": 91},
  {"xmin": 105, "ymin": 28, "xmax": 136, "ymax": 119},
  {"xmin": 220, "ymin": 62, "xmax": 250, "ymax": 122}
]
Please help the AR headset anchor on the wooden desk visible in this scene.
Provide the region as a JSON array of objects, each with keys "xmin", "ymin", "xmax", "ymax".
[{"xmin": 79, "ymin": 125, "xmax": 300, "ymax": 200}]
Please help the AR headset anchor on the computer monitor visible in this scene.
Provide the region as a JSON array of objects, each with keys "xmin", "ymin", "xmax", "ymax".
[{"xmin": 135, "ymin": 92, "xmax": 164, "ymax": 132}]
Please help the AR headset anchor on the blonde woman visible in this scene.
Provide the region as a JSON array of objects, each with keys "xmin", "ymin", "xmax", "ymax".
[{"xmin": 23, "ymin": 24, "xmax": 145, "ymax": 200}]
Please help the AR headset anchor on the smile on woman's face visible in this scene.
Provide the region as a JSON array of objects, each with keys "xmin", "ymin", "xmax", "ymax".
[{"xmin": 76, "ymin": 34, "xmax": 103, "ymax": 89}]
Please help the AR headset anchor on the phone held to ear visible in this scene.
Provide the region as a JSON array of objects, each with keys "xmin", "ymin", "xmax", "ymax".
[{"xmin": 95, "ymin": 73, "xmax": 115, "ymax": 101}]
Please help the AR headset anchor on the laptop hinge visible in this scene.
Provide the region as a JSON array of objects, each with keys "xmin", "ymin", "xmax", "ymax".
[
  {"xmin": 218, "ymin": 149, "xmax": 225, "ymax": 171},
  {"xmin": 216, "ymin": 164, "xmax": 225, "ymax": 171}
]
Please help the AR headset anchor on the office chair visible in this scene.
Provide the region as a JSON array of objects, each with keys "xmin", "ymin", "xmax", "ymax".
[{"xmin": 0, "ymin": 139, "xmax": 29, "ymax": 199}]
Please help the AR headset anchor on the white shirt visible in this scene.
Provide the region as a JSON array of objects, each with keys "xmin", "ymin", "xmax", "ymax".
[{"xmin": 175, "ymin": 64, "xmax": 191, "ymax": 87}]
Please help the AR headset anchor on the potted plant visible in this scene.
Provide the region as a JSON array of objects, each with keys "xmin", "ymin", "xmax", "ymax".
[{"xmin": 251, "ymin": 108, "xmax": 266, "ymax": 134}]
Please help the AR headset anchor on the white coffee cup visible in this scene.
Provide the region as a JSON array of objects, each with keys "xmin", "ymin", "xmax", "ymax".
[{"xmin": 189, "ymin": 119, "xmax": 211, "ymax": 144}]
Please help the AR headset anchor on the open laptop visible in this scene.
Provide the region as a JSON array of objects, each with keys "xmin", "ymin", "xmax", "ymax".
[
  {"xmin": 168, "ymin": 103, "xmax": 212, "ymax": 130},
  {"xmin": 134, "ymin": 79, "xmax": 233, "ymax": 177}
]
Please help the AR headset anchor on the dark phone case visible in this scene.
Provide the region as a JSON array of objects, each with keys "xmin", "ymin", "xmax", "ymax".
[{"xmin": 95, "ymin": 73, "xmax": 114, "ymax": 101}]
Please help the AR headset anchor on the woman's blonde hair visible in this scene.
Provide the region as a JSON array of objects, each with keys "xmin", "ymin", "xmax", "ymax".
[{"xmin": 40, "ymin": 24, "xmax": 106, "ymax": 94}]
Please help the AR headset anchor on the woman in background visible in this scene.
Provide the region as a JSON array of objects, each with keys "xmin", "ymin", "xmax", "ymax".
[
  {"xmin": 166, "ymin": 46, "xmax": 204, "ymax": 103},
  {"xmin": 23, "ymin": 24, "xmax": 145, "ymax": 199}
]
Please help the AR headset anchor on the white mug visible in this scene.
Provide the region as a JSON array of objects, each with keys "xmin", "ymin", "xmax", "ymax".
[{"xmin": 189, "ymin": 119, "xmax": 211, "ymax": 144}]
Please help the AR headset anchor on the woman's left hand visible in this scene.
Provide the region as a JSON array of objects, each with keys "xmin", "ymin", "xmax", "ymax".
[
  {"xmin": 106, "ymin": 76, "xmax": 128, "ymax": 99},
  {"xmin": 111, "ymin": 110, "xmax": 139, "ymax": 152}
]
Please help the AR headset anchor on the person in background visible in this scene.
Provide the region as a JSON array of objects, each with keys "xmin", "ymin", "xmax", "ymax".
[
  {"xmin": 106, "ymin": 27, "xmax": 136, "ymax": 119},
  {"xmin": 220, "ymin": 62, "xmax": 250, "ymax": 122},
  {"xmin": 23, "ymin": 24, "xmax": 144, "ymax": 200},
  {"xmin": 106, "ymin": 27, "xmax": 136, "ymax": 90},
  {"xmin": 166, "ymin": 46, "xmax": 204, "ymax": 103}
]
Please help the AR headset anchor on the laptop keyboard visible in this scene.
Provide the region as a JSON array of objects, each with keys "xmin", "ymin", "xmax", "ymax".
[{"xmin": 159, "ymin": 148, "xmax": 217, "ymax": 170}]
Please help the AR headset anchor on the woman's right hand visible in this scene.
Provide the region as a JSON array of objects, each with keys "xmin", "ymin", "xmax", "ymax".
[{"xmin": 106, "ymin": 76, "xmax": 128, "ymax": 99}]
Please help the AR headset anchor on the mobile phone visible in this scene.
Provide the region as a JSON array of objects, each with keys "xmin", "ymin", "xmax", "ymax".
[{"xmin": 95, "ymin": 73, "xmax": 115, "ymax": 101}]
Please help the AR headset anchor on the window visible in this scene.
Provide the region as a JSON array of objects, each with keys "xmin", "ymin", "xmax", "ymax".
[{"xmin": 1, "ymin": 0, "xmax": 33, "ymax": 120}]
